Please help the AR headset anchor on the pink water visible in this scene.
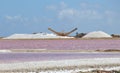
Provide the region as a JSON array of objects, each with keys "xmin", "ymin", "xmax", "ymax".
[
  {"xmin": 0, "ymin": 39, "xmax": 120, "ymax": 50},
  {"xmin": 0, "ymin": 39, "xmax": 120, "ymax": 63},
  {"xmin": 0, "ymin": 52, "xmax": 120, "ymax": 63}
]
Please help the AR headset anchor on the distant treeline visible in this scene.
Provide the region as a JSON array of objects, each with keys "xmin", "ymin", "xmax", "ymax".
[{"xmin": 111, "ymin": 34, "xmax": 120, "ymax": 38}]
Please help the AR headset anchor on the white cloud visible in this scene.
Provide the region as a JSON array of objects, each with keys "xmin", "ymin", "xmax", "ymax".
[
  {"xmin": 105, "ymin": 10, "xmax": 117, "ymax": 17},
  {"xmin": 46, "ymin": 5, "xmax": 57, "ymax": 10},
  {"xmin": 5, "ymin": 15, "xmax": 25, "ymax": 21},
  {"xmin": 46, "ymin": 2, "xmax": 120, "ymax": 25},
  {"xmin": 60, "ymin": 1, "xmax": 67, "ymax": 9},
  {"xmin": 80, "ymin": 3, "xmax": 88, "ymax": 8},
  {"xmin": 58, "ymin": 9, "xmax": 79, "ymax": 19},
  {"xmin": 4, "ymin": 15, "xmax": 29, "ymax": 25},
  {"xmin": 4, "ymin": 15, "xmax": 53, "ymax": 25},
  {"xmin": 80, "ymin": 2, "xmax": 101, "ymax": 9},
  {"xmin": 104, "ymin": 10, "xmax": 120, "ymax": 25},
  {"xmin": 5, "ymin": 16, "xmax": 13, "ymax": 20},
  {"xmin": 53, "ymin": 2, "xmax": 103, "ymax": 20},
  {"xmin": 46, "ymin": 1, "xmax": 67, "ymax": 11},
  {"xmin": 58, "ymin": 8, "xmax": 103, "ymax": 20},
  {"xmin": 79, "ymin": 10, "xmax": 103, "ymax": 19}
]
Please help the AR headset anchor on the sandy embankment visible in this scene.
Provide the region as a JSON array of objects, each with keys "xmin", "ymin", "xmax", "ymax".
[
  {"xmin": 2, "ymin": 49, "xmax": 120, "ymax": 53},
  {"xmin": 0, "ymin": 58, "xmax": 120, "ymax": 72}
]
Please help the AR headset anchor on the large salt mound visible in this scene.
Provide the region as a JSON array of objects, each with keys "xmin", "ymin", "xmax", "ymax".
[
  {"xmin": 4, "ymin": 33, "xmax": 73, "ymax": 39},
  {"xmin": 82, "ymin": 31, "xmax": 112, "ymax": 38}
]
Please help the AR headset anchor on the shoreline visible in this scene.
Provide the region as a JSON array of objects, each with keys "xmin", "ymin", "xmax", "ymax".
[
  {"xmin": 1, "ymin": 37, "xmax": 120, "ymax": 40},
  {"xmin": 1, "ymin": 49, "xmax": 120, "ymax": 53}
]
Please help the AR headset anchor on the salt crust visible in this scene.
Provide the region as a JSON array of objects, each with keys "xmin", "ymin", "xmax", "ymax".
[{"xmin": 0, "ymin": 58, "xmax": 120, "ymax": 71}]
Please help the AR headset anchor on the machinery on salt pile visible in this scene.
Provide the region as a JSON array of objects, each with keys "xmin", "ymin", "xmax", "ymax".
[{"xmin": 48, "ymin": 27, "xmax": 77, "ymax": 36}]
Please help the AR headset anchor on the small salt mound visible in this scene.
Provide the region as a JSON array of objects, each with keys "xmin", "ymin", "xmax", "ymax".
[
  {"xmin": 4, "ymin": 33, "xmax": 73, "ymax": 39},
  {"xmin": 82, "ymin": 31, "xmax": 112, "ymax": 38}
]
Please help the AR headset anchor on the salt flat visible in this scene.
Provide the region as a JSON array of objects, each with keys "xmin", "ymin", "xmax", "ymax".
[{"xmin": 0, "ymin": 58, "xmax": 120, "ymax": 72}]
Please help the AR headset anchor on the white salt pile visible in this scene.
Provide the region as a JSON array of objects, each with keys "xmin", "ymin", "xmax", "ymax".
[
  {"xmin": 4, "ymin": 33, "xmax": 73, "ymax": 39},
  {"xmin": 82, "ymin": 31, "xmax": 112, "ymax": 38}
]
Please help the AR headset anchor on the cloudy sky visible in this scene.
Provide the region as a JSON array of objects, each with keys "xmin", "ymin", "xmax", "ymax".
[{"xmin": 0, "ymin": 0, "xmax": 120, "ymax": 36}]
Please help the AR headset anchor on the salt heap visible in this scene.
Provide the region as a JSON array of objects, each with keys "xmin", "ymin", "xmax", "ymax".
[
  {"xmin": 82, "ymin": 31, "xmax": 112, "ymax": 38},
  {"xmin": 4, "ymin": 33, "xmax": 73, "ymax": 39}
]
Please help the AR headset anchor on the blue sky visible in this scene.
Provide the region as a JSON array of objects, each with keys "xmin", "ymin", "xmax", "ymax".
[{"xmin": 0, "ymin": 0, "xmax": 120, "ymax": 36}]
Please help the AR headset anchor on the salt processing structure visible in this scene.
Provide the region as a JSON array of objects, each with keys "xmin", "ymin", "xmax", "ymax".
[{"xmin": 48, "ymin": 27, "xmax": 77, "ymax": 36}]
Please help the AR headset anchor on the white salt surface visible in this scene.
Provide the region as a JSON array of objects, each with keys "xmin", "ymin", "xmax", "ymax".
[
  {"xmin": 4, "ymin": 33, "xmax": 73, "ymax": 39},
  {"xmin": 38, "ymin": 67, "xmax": 120, "ymax": 73},
  {"xmin": 83, "ymin": 31, "xmax": 112, "ymax": 38},
  {"xmin": 0, "ymin": 50, "xmax": 11, "ymax": 53},
  {"xmin": 0, "ymin": 58, "xmax": 120, "ymax": 71}
]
